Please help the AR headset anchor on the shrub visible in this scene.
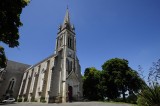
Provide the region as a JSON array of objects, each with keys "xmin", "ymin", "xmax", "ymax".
[
  {"xmin": 48, "ymin": 96, "xmax": 56, "ymax": 103},
  {"xmin": 137, "ymin": 96, "xmax": 149, "ymax": 106},
  {"xmin": 17, "ymin": 98, "xmax": 22, "ymax": 102},
  {"xmin": 24, "ymin": 98, "xmax": 27, "ymax": 102},
  {"xmin": 40, "ymin": 97, "xmax": 46, "ymax": 103},
  {"xmin": 137, "ymin": 84, "xmax": 160, "ymax": 106},
  {"xmin": 126, "ymin": 94, "xmax": 137, "ymax": 104},
  {"xmin": 31, "ymin": 97, "xmax": 37, "ymax": 102},
  {"xmin": 113, "ymin": 98, "xmax": 123, "ymax": 102}
]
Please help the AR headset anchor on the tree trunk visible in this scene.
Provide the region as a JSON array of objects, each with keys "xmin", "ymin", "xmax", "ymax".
[{"xmin": 122, "ymin": 89, "xmax": 126, "ymax": 102}]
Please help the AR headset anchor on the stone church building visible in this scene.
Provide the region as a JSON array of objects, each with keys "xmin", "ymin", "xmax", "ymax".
[
  {"xmin": 0, "ymin": 9, "xmax": 83, "ymax": 103},
  {"xmin": 0, "ymin": 61, "xmax": 30, "ymax": 101}
]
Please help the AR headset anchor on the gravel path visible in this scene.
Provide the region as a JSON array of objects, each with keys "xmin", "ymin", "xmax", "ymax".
[{"xmin": 0, "ymin": 102, "xmax": 133, "ymax": 106}]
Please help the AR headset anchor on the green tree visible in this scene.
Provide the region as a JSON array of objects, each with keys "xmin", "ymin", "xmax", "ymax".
[
  {"xmin": 0, "ymin": 0, "xmax": 30, "ymax": 68},
  {"xmin": 83, "ymin": 67, "xmax": 103, "ymax": 101},
  {"xmin": 101, "ymin": 70, "xmax": 120, "ymax": 100},
  {"xmin": 102, "ymin": 58, "xmax": 144, "ymax": 102},
  {"xmin": 0, "ymin": 47, "xmax": 6, "ymax": 68}
]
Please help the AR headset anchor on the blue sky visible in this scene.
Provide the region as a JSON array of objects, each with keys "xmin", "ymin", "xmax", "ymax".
[{"xmin": 1, "ymin": 0, "xmax": 160, "ymax": 78}]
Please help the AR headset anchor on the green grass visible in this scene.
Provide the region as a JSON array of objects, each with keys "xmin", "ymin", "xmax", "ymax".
[{"xmin": 103, "ymin": 101, "xmax": 137, "ymax": 105}]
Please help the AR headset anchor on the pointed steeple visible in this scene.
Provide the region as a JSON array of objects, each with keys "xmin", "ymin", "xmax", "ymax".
[
  {"xmin": 59, "ymin": 7, "xmax": 75, "ymax": 32},
  {"xmin": 63, "ymin": 7, "xmax": 70, "ymax": 25}
]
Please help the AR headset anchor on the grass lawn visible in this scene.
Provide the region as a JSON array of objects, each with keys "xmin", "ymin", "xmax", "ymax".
[{"xmin": 103, "ymin": 101, "xmax": 137, "ymax": 106}]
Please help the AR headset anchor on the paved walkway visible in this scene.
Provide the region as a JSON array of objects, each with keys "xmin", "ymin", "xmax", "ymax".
[{"xmin": 0, "ymin": 102, "xmax": 133, "ymax": 106}]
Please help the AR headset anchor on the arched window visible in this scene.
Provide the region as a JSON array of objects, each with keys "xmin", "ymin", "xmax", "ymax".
[
  {"xmin": 66, "ymin": 59, "xmax": 72, "ymax": 74},
  {"xmin": 69, "ymin": 61, "xmax": 72, "ymax": 74},
  {"xmin": 66, "ymin": 59, "xmax": 69, "ymax": 71},
  {"xmin": 41, "ymin": 69, "xmax": 45, "ymax": 73},
  {"xmin": 7, "ymin": 78, "xmax": 15, "ymax": 91},
  {"xmin": 70, "ymin": 61, "xmax": 72, "ymax": 72}
]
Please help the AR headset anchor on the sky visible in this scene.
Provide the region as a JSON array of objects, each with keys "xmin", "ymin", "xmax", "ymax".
[{"xmin": 1, "ymin": 0, "xmax": 160, "ymax": 78}]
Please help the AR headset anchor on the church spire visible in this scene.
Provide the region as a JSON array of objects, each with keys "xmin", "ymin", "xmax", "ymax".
[
  {"xmin": 58, "ymin": 7, "xmax": 75, "ymax": 32},
  {"xmin": 63, "ymin": 7, "xmax": 70, "ymax": 25}
]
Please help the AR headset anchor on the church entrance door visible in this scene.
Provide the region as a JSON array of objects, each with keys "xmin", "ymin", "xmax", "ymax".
[{"xmin": 68, "ymin": 86, "xmax": 72, "ymax": 102}]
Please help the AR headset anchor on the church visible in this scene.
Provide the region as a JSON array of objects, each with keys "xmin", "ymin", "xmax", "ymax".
[{"xmin": 0, "ymin": 9, "xmax": 83, "ymax": 103}]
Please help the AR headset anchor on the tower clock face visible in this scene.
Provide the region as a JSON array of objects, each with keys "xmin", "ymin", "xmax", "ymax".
[{"xmin": 68, "ymin": 51, "xmax": 72, "ymax": 57}]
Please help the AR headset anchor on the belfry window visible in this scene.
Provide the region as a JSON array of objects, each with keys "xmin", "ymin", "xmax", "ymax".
[
  {"xmin": 68, "ymin": 37, "xmax": 72, "ymax": 49},
  {"xmin": 58, "ymin": 36, "xmax": 63, "ymax": 48},
  {"xmin": 60, "ymin": 36, "xmax": 63, "ymax": 46}
]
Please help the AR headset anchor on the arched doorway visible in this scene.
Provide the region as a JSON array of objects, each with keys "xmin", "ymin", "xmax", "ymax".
[{"xmin": 68, "ymin": 86, "xmax": 72, "ymax": 102}]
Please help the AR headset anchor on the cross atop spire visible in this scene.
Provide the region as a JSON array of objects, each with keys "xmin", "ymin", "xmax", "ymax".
[{"xmin": 67, "ymin": 5, "xmax": 69, "ymax": 10}]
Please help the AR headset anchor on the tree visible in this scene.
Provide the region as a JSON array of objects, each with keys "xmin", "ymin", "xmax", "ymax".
[
  {"xmin": 83, "ymin": 67, "xmax": 103, "ymax": 101},
  {"xmin": 102, "ymin": 58, "xmax": 144, "ymax": 102},
  {"xmin": 101, "ymin": 70, "xmax": 120, "ymax": 100},
  {"xmin": 0, "ymin": 0, "xmax": 30, "ymax": 68},
  {"xmin": 0, "ymin": 47, "xmax": 6, "ymax": 68}
]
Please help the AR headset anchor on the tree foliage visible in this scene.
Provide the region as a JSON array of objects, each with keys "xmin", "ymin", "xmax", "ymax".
[
  {"xmin": 101, "ymin": 70, "xmax": 120, "ymax": 100},
  {"xmin": 0, "ymin": 46, "xmax": 6, "ymax": 68},
  {"xmin": 83, "ymin": 67, "xmax": 103, "ymax": 101},
  {"xmin": 0, "ymin": 0, "xmax": 30, "ymax": 68},
  {"xmin": 102, "ymin": 58, "xmax": 144, "ymax": 101},
  {"xmin": 82, "ymin": 58, "xmax": 145, "ymax": 102}
]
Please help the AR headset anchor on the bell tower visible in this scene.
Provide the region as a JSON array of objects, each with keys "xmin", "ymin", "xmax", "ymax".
[
  {"xmin": 55, "ymin": 8, "xmax": 76, "ymax": 54},
  {"xmin": 54, "ymin": 8, "xmax": 77, "ymax": 102}
]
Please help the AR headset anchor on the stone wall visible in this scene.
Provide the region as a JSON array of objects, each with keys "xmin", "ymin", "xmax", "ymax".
[{"xmin": 0, "ymin": 60, "xmax": 30, "ymax": 100}]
